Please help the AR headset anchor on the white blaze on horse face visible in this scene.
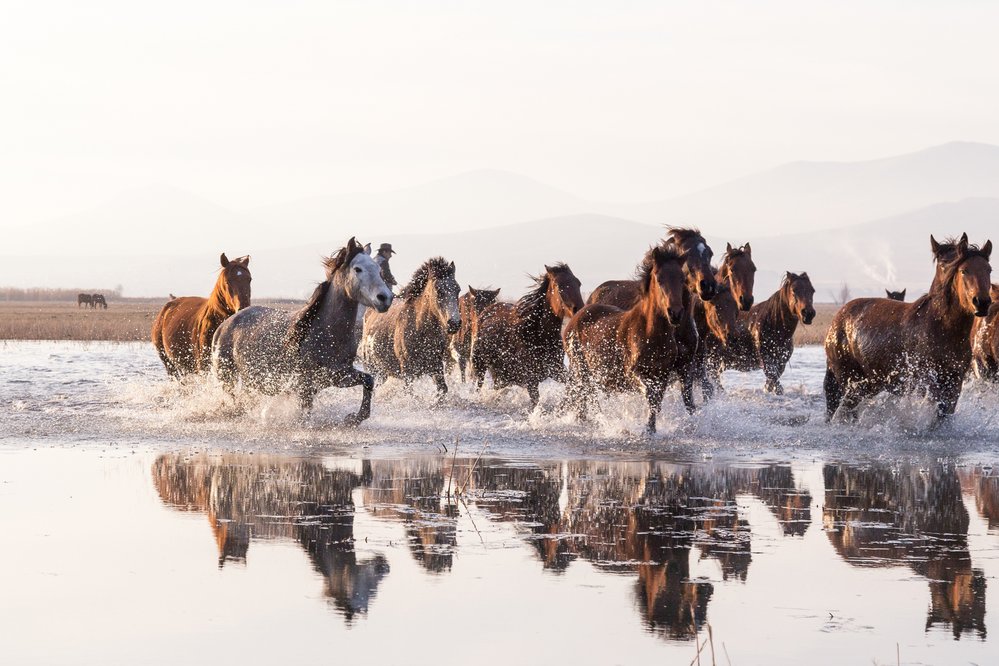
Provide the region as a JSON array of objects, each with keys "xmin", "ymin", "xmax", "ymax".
[
  {"xmin": 349, "ymin": 252, "xmax": 393, "ymax": 311},
  {"xmin": 697, "ymin": 242, "xmax": 707, "ymax": 258}
]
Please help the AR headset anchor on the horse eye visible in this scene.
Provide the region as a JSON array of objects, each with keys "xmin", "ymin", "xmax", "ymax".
[{"xmin": 354, "ymin": 267, "xmax": 362, "ymax": 274}]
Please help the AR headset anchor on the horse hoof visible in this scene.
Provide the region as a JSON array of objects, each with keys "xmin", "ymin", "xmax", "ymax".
[{"xmin": 342, "ymin": 413, "xmax": 366, "ymax": 428}]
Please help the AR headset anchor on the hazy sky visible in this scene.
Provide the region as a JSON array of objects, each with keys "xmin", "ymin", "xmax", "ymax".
[{"xmin": 3, "ymin": 0, "xmax": 999, "ymax": 226}]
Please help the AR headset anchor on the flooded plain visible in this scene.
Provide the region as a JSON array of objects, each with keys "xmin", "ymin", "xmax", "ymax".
[{"xmin": 3, "ymin": 341, "xmax": 999, "ymax": 665}]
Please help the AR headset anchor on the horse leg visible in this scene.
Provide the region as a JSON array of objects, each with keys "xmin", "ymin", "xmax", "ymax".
[
  {"xmin": 458, "ymin": 354, "xmax": 467, "ymax": 383},
  {"xmin": 823, "ymin": 369, "xmax": 842, "ymax": 422},
  {"xmin": 679, "ymin": 363, "xmax": 697, "ymax": 414},
  {"xmin": 334, "ymin": 369, "xmax": 375, "ymax": 426},
  {"xmin": 527, "ymin": 383, "xmax": 541, "ymax": 410},
  {"xmin": 763, "ymin": 359, "xmax": 786, "ymax": 395},
  {"xmin": 433, "ymin": 372, "xmax": 448, "ymax": 405},
  {"xmin": 644, "ymin": 381, "xmax": 667, "ymax": 434},
  {"xmin": 932, "ymin": 375, "xmax": 963, "ymax": 421}
]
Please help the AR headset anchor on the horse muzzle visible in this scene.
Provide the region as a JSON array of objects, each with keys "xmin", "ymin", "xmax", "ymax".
[
  {"xmin": 740, "ymin": 296, "xmax": 754, "ymax": 311},
  {"xmin": 698, "ymin": 279, "xmax": 717, "ymax": 301},
  {"xmin": 973, "ymin": 296, "xmax": 992, "ymax": 317},
  {"xmin": 373, "ymin": 292, "xmax": 393, "ymax": 313},
  {"xmin": 801, "ymin": 308, "xmax": 816, "ymax": 325},
  {"xmin": 447, "ymin": 319, "xmax": 461, "ymax": 335},
  {"xmin": 666, "ymin": 308, "xmax": 684, "ymax": 326}
]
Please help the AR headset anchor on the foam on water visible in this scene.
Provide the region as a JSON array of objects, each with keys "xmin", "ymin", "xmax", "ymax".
[{"xmin": 3, "ymin": 340, "xmax": 999, "ymax": 459}]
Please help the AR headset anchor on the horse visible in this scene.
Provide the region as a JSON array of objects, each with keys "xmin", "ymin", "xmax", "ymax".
[
  {"xmin": 452, "ymin": 286, "xmax": 501, "ymax": 382},
  {"xmin": 472, "ymin": 263, "xmax": 584, "ymax": 408},
  {"xmin": 77, "ymin": 293, "xmax": 93, "ymax": 308},
  {"xmin": 564, "ymin": 245, "xmax": 687, "ymax": 434},
  {"xmin": 971, "ymin": 284, "xmax": 999, "ymax": 380},
  {"xmin": 587, "ymin": 228, "xmax": 719, "ymax": 413},
  {"xmin": 360, "ymin": 257, "xmax": 461, "ymax": 401},
  {"xmin": 824, "ymin": 234, "xmax": 992, "ymax": 422},
  {"xmin": 92, "ymin": 293, "xmax": 108, "ymax": 309},
  {"xmin": 718, "ymin": 243, "xmax": 756, "ymax": 311},
  {"xmin": 353, "ymin": 243, "xmax": 398, "ymax": 348},
  {"xmin": 151, "ymin": 253, "xmax": 251, "ymax": 377},
  {"xmin": 693, "ymin": 282, "xmax": 741, "ymax": 400},
  {"xmin": 212, "ymin": 238, "xmax": 393, "ymax": 425},
  {"xmin": 705, "ymin": 272, "xmax": 816, "ymax": 395},
  {"xmin": 886, "ymin": 289, "xmax": 906, "ymax": 301}
]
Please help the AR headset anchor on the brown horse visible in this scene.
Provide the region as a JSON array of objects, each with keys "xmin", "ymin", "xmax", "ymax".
[
  {"xmin": 452, "ymin": 286, "xmax": 501, "ymax": 382},
  {"xmin": 587, "ymin": 228, "xmax": 718, "ymax": 413},
  {"xmin": 971, "ymin": 283, "xmax": 999, "ymax": 380},
  {"xmin": 472, "ymin": 264, "xmax": 584, "ymax": 408},
  {"xmin": 92, "ymin": 293, "xmax": 108, "ymax": 309},
  {"xmin": 361, "ymin": 257, "xmax": 461, "ymax": 401},
  {"xmin": 564, "ymin": 246, "xmax": 687, "ymax": 433},
  {"xmin": 152, "ymin": 253, "xmax": 251, "ymax": 377},
  {"xmin": 693, "ymin": 282, "xmax": 740, "ymax": 400},
  {"xmin": 886, "ymin": 289, "xmax": 906, "ymax": 301},
  {"xmin": 825, "ymin": 234, "xmax": 992, "ymax": 421},
  {"xmin": 706, "ymin": 272, "xmax": 816, "ymax": 394},
  {"xmin": 718, "ymin": 243, "xmax": 756, "ymax": 311},
  {"xmin": 77, "ymin": 293, "xmax": 93, "ymax": 308}
]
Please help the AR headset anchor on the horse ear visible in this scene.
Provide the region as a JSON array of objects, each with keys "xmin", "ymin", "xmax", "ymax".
[
  {"xmin": 468, "ymin": 286, "xmax": 477, "ymax": 296},
  {"xmin": 900, "ymin": 289, "xmax": 906, "ymax": 298},
  {"xmin": 448, "ymin": 261, "xmax": 455, "ymax": 275},
  {"xmin": 743, "ymin": 242, "xmax": 752, "ymax": 255},
  {"xmin": 239, "ymin": 255, "xmax": 250, "ymax": 266},
  {"xmin": 544, "ymin": 264, "xmax": 554, "ymax": 274},
  {"xmin": 983, "ymin": 240, "xmax": 993, "ymax": 261},
  {"xmin": 930, "ymin": 235, "xmax": 941, "ymax": 256},
  {"xmin": 363, "ymin": 243, "xmax": 371, "ymax": 255},
  {"xmin": 886, "ymin": 289, "xmax": 891, "ymax": 297},
  {"xmin": 220, "ymin": 253, "xmax": 230, "ymax": 268},
  {"xmin": 726, "ymin": 242, "xmax": 733, "ymax": 252},
  {"xmin": 347, "ymin": 237, "xmax": 360, "ymax": 254},
  {"xmin": 785, "ymin": 271, "xmax": 796, "ymax": 280},
  {"xmin": 958, "ymin": 234, "xmax": 970, "ymax": 254},
  {"xmin": 961, "ymin": 232, "xmax": 969, "ymax": 244}
]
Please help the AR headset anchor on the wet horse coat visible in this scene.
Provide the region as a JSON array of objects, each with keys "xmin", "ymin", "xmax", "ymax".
[{"xmin": 452, "ymin": 286, "xmax": 500, "ymax": 382}]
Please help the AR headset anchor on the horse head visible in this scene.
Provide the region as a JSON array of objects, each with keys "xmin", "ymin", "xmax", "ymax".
[
  {"xmin": 940, "ymin": 235, "xmax": 993, "ymax": 317},
  {"xmin": 402, "ymin": 257, "xmax": 461, "ymax": 333},
  {"xmin": 330, "ymin": 237, "xmax": 393, "ymax": 312},
  {"xmin": 544, "ymin": 263, "xmax": 584, "ymax": 319},
  {"xmin": 666, "ymin": 228, "xmax": 717, "ymax": 301},
  {"xmin": 885, "ymin": 289, "xmax": 906, "ymax": 301},
  {"xmin": 720, "ymin": 242, "xmax": 756, "ymax": 310},
  {"xmin": 784, "ymin": 271, "xmax": 816, "ymax": 324},
  {"xmin": 468, "ymin": 286, "xmax": 501, "ymax": 313},
  {"xmin": 219, "ymin": 253, "xmax": 252, "ymax": 311},
  {"xmin": 643, "ymin": 245, "xmax": 687, "ymax": 326}
]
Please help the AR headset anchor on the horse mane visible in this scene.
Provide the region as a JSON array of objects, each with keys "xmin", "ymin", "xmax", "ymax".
[
  {"xmin": 758, "ymin": 272, "xmax": 803, "ymax": 321},
  {"xmin": 322, "ymin": 242, "xmax": 364, "ymax": 276},
  {"xmin": 516, "ymin": 264, "xmax": 570, "ymax": 319},
  {"xmin": 287, "ymin": 241, "xmax": 362, "ymax": 348},
  {"xmin": 664, "ymin": 226, "xmax": 704, "ymax": 246},
  {"xmin": 637, "ymin": 244, "xmax": 684, "ymax": 295},
  {"xmin": 400, "ymin": 256, "xmax": 452, "ymax": 300}
]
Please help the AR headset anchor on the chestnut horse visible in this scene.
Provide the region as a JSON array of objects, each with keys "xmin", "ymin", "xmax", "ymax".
[
  {"xmin": 152, "ymin": 253, "xmax": 251, "ymax": 377},
  {"xmin": 825, "ymin": 234, "xmax": 992, "ymax": 421},
  {"xmin": 361, "ymin": 257, "xmax": 461, "ymax": 401},
  {"xmin": 718, "ymin": 242, "xmax": 756, "ymax": 311},
  {"xmin": 212, "ymin": 238, "xmax": 393, "ymax": 425},
  {"xmin": 971, "ymin": 284, "xmax": 999, "ymax": 380},
  {"xmin": 706, "ymin": 272, "xmax": 816, "ymax": 394},
  {"xmin": 587, "ymin": 228, "xmax": 718, "ymax": 413},
  {"xmin": 886, "ymin": 289, "xmax": 906, "ymax": 301},
  {"xmin": 452, "ymin": 286, "xmax": 500, "ymax": 382},
  {"xmin": 472, "ymin": 264, "xmax": 584, "ymax": 408},
  {"xmin": 693, "ymin": 282, "xmax": 740, "ymax": 400},
  {"xmin": 564, "ymin": 245, "xmax": 687, "ymax": 434}
]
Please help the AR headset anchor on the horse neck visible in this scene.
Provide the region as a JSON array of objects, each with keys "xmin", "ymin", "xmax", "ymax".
[
  {"xmin": 518, "ymin": 290, "xmax": 562, "ymax": 344},
  {"xmin": 410, "ymin": 283, "xmax": 443, "ymax": 331},
  {"xmin": 312, "ymin": 277, "xmax": 359, "ymax": 347},
  {"xmin": 761, "ymin": 285, "xmax": 797, "ymax": 333},
  {"xmin": 204, "ymin": 274, "xmax": 237, "ymax": 320},
  {"xmin": 925, "ymin": 274, "xmax": 976, "ymax": 337},
  {"xmin": 631, "ymin": 282, "xmax": 673, "ymax": 338}
]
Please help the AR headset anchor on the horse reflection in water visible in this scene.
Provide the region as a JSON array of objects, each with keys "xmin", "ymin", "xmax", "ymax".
[
  {"xmin": 823, "ymin": 463, "xmax": 987, "ymax": 640},
  {"xmin": 151, "ymin": 455, "xmax": 388, "ymax": 622}
]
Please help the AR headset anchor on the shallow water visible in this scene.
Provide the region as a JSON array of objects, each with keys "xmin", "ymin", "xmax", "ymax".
[{"xmin": 2, "ymin": 341, "xmax": 999, "ymax": 664}]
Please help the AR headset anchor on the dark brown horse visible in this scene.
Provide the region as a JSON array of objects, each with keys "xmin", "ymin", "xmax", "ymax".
[
  {"xmin": 361, "ymin": 257, "xmax": 461, "ymax": 401},
  {"xmin": 452, "ymin": 286, "xmax": 500, "ymax": 382},
  {"xmin": 587, "ymin": 228, "xmax": 718, "ymax": 413},
  {"xmin": 152, "ymin": 253, "xmax": 251, "ymax": 377},
  {"xmin": 473, "ymin": 264, "xmax": 584, "ymax": 408},
  {"xmin": 718, "ymin": 242, "xmax": 756, "ymax": 311},
  {"xmin": 77, "ymin": 293, "xmax": 93, "ymax": 308},
  {"xmin": 564, "ymin": 246, "xmax": 687, "ymax": 433},
  {"xmin": 886, "ymin": 289, "xmax": 906, "ymax": 301},
  {"xmin": 92, "ymin": 293, "xmax": 108, "ymax": 309},
  {"xmin": 825, "ymin": 234, "xmax": 992, "ymax": 421},
  {"xmin": 970, "ymin": 284, "xmax": 999, "ymax": 380},
  {"xmin": 693, "ymin": 282, "xmax": 740, "ymax": 400},
  {"xmin": 706, "ymin": 272, "xmax": 816, "ymax": 394}
]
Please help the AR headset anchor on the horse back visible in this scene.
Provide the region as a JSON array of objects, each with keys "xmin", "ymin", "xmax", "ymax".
[
  {"xmin": 825, "ymin": 298, "xmax": 915, "ymax": 378},
  {"xmin": 587, "ymin": 280, "xmax": 640, "ymax": 309}
]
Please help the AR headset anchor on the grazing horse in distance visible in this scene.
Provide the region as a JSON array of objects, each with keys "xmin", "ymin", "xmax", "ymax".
[
  {"xmin": 361, "ymin": 257, "xmax": 461, "ymax": 401},
  {"xmin": 886, "ymin": 289, "xmax": 906, "ymax": 301},
  {"xmin": 473, "ymin": 264, "xmax": 584, "ymax": 408},
  {"xmin": 718, "ymin": 243, "xmax": 756, "ymax": 311},
  {"xmin": 564, "ymin": 245, "xmax": 687, "ymax": 434},
  {"xmin": 825, "ymin": 234, "xmax": 993, "ymax": 422},
  {"xmin": 452, "ymin": 286, "xmax": 501, "ymax": 382},
  {"xmin": 92, "ymin": 293, "xmax": 108, "ymax": 309},
  {"xmin": 151, "ymin": 253, "xmax": 251, "ymax": 377},
  {"xmin": 588, "ymin": 228, "xmax": 719, "ymax": 413},
  {"xmin": 707, "ymin": 272, "xmax": 816, "ymax": 395},
  {"xmin": 77, "ymin": 293, "xmax": 93, "ymax": 308},
  {"xmin": 212, "ymin": 238, "xmax": 393, "ymax": 425},
  {"xmin": 971, "ymin": 284, "xmax": 999, "ymax": 380}
]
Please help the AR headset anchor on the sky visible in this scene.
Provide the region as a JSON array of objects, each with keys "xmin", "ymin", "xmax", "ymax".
[{"xmin": 3, "ymin": 0, "xmax": 999, "ymax": 227}]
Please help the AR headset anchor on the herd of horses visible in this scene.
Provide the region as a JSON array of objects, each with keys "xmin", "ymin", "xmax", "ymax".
[
  {"xmin": 150, "ymin": 227, "xmax": 995, "ymax": 434},
  {"xmin": 77, "ymin": 293, "xmax": 108, "ymax": 309}
]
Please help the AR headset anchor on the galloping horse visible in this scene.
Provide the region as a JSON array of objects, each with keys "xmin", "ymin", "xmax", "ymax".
[
  {"xmin": 77, "ymin": 293, "xmax": 93, "ymax": 308},
  {"xmin": 473, "ymin": 264, "xmax": 584, "ymax": 408},
  {"xmin": 886, "ymin": 289, "xmax": 906, "ymax": 301},
  {"xmin": 825, "ymin": 234, "xmax": 992, "ymax": 421},
  {"xmin": 92, "ymin": 293, "xmax": 108, "ymax": 309},
  {"xmin": 706, "ymin": 272, "xmax": 816, "ymax": 394},
  {"xmin": 971, "ymin": 284, "xmax": 999, "ymax": 380},
  {"xmin": 452, "ymin": 286, "xmax": 501, "ymax": 382},
  {"xmin": 588, "ymin": 228, "xmax": 718, "ymax": 413},
  {"xmin": 212, "ymin": 238, "xmax": 393, "ymax": 425},
  {"xmin": 151, "ymin": 253, "xmax": 251, "ymax": 377},
  {"xmin": 361, "ymin": 257, "xmax": 461, "ymax": 401},
  {"xmin": 564, "ymin": 245, "xmax": 687, "ymax": 433},
  {"xmin": 718, "ymin": 243, "xmax": 756, "ymax": 311},
  {"xmin": 693, "ymin": 282, "xmax": 740, "ymax": 400}
]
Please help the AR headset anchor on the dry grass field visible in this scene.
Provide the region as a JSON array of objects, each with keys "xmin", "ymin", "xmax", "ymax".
[
  {"xmin": 1, "ymin": 299, "xmax": 842, "ymax": 345},
  {"xmin": 0, "ymin": 300, "xmax": 303, "ymax": 342}
]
